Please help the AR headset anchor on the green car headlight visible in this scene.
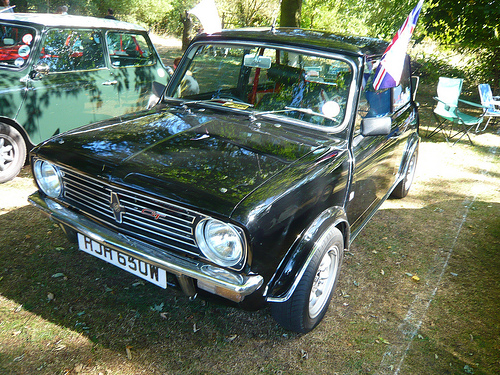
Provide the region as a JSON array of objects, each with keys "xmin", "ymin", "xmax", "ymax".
[
  {"xmin": 33, "ymin": 159, "xmax": 63, "ymax": 198},
  {"xmin": 195, "ymin": 219, "xmax": 245, "ymax": 268}
]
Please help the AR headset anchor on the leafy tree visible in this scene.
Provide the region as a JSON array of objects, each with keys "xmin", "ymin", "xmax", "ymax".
[
  {"xmin": 423, "ymin": 0, "xmax": 500, "ymax": 89},
  {"xmin": 219, "ymin": 0, "xmax": 279, "ymax": 28},
  {"xmin": 300, "ymin": 0, "xmax": 370, "ymax": 35}
]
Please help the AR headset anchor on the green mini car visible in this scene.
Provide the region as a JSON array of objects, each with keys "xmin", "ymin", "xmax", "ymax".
[{"xmin": 0, "ymin": 13, "xmax": 169, "ymax": 182}]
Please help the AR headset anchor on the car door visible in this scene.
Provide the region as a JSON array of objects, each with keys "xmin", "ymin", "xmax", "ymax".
[
  {"xmin": 346, "ymin": 59, "xmax": 410, "ymax": 235},
  {"xmin": 105, "ymin": 31, "xmax": 167, "ymax": 113},
  {"xmin": 25, "ymin": 27, "xmax": 116, "ymax": 145}
]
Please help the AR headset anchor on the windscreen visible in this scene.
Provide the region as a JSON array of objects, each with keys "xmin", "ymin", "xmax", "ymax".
[{"xmin": 169, "ymin": 43, "xmax": 354, "ymax": 129}]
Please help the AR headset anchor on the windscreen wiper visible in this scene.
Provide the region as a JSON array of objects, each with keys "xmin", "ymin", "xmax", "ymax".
[{"xmin": 252, "ymin": 106, "xmax": 335, "ymax": 120}]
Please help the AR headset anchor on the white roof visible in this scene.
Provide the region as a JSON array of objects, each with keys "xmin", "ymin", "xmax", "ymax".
[{"xmin": 0, "ymin": 13, "xmax": 147, "ymax": 32}]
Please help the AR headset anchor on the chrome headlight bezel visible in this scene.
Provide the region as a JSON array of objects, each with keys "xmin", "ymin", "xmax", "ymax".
[
  {"xmin": 33, "ymin": 159, "xmax": 63, "ymax": 198},
  {"xmin": 195, "ymin": 218, "xmax": 246, "ymax": 269}
]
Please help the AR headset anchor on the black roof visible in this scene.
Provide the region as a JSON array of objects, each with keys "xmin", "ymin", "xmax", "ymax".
[{"xmin": 192, "ymin": 27, "xmax": 388, "ymax": 57}]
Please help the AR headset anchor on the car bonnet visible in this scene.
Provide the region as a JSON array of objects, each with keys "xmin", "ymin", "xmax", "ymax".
[{"xmin": 34, "ymin": 107, "xmax": 338, "ymax": 217}]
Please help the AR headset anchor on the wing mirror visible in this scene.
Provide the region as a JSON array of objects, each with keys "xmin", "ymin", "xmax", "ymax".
[{"xmin": 361, "ymin": 116, "xmax": 392, "ymax": 136}]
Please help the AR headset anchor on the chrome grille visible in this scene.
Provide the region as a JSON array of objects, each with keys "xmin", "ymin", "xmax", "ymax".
[{"xmin": 60, "ymin": 167, "xmax": 203, "ymax": 256}]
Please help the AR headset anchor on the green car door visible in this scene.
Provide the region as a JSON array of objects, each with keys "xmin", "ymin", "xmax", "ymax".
[
  {"xmin": 25, "ymin": 28, "xmax": 117, "ymax": 145},
  {"xmin": 106, "ymin": 31, "xmax": 167, "ymax": 112}
]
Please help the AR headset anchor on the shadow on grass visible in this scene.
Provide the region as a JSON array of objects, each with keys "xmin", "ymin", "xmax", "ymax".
[{"xmin": 0, "ymin": 196, "xmax": 499, "ymax": 374}]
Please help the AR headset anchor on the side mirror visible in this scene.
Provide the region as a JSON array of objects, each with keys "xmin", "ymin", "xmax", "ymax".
[
  {"xmin": 30, "ymin": 63, "xmax": 50, "ymax": 79},
  {"xmin": 361, "ymin": 116, "xmax": 392, "ymax": 136}
]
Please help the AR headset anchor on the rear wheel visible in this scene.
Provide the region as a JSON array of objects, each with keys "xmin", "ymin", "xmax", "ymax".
[
  {"xmin": 391, "ymin": 146, "xmax": 418, "ymax": 199},
  {"xmin": 0, "ymin": 123, "xmax": 26, "ymax": 183},
  {"xmin": 271, "ymin": 226, "xmax": 343, "ymax": 333}
]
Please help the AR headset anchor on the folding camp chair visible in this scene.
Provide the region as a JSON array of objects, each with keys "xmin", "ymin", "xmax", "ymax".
[
  {"xmin": 477, "ymin": 83, "xmax": 500, "ymax": 131},
  {"xmin": 429, "ymin": 77, "xmax": 485, "ymax": 145}
]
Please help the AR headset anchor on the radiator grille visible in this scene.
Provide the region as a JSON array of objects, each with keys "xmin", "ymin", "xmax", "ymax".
[{"xmin": 60, "ymin": 167, "xmax": 203, "ymax": 256}]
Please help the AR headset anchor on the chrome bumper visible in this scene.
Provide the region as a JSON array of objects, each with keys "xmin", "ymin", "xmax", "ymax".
[{"xmin": 29, "ymin": 192, "xmax": 263, "ymax": 302}]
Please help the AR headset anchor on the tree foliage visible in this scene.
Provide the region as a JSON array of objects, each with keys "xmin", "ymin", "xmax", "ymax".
[
  {"xmin": 11, "ymin": 0, "xmax": 499, "ymax": 88},
  {"xmin": 423, "ymin": 0, "xmax": 500, "ymax": 88}
]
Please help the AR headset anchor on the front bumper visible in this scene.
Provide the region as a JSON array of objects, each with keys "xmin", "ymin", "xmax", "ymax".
[{"xmin": 29, "ymin": 192, "xmax": 263, "ymax": 302}]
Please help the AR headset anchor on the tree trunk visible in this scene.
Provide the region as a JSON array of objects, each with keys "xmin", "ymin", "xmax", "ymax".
[
  {"xmin": 181, "ymin": 11, "xmax": 192, "ymax": 51},
  {"xmin": 279, "ymin": 0, "xmax": 302, "ymax": 27}
]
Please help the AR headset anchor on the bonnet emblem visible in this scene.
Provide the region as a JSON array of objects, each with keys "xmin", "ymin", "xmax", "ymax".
[{"xmin": 110, "ymin": 192, "xmax": 125, "ymax": 223}]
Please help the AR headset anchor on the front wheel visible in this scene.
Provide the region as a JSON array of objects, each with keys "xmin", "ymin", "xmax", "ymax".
[
  {"xmin": 0, "ymin": 123, "xmax": 26, "ymax": 183},
  {"xmin": 271, "ymin": 226, "xmax": 344, "ymax": 333}
]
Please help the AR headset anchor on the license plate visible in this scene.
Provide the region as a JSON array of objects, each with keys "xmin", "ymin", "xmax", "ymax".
[{"xmin": 77, "ymin": 233, "xmax": 167, "ymax": 288}]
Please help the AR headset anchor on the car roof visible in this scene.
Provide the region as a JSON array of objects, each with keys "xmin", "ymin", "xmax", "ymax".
[
  {"xmin": 192, "ymin": 27, "xmax": 389, "ymax": 58},
  {"xmin": 0, "ymin": 13, "xmax": 146, "ymax": 32}
]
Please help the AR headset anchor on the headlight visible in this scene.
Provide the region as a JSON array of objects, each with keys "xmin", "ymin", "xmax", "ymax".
[
  {"xmin": 195, "ymin": 219, "xmax": 245, "ymax": 268},
  {"xmin": 33, "ymin": 159, "xmax": 63, "ymax": 198}
]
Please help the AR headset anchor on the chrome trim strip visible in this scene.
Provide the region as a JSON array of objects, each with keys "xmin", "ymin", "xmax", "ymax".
[{"xmin": 29, "ymin": 192, "xmax": 263, "ymax": 298}]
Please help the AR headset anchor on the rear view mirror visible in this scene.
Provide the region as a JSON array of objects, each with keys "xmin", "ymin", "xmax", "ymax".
[
  {"xmin": 2, "ymin": 38, "xmax": 14, "ymax": 46},
  {"xmin": 361, "ymin": 116, "xmax": 392, "ymax": 136},
  {"xmin": 244, "ymin": 54, "xmax": 272, "ymax": 69}
]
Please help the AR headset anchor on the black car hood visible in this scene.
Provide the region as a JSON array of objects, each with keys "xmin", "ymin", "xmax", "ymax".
[{"xmin": 37, "ymin": 106, "xmax": 340, "ymax": 216}]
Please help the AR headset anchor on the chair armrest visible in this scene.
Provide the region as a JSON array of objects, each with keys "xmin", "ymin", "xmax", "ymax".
[{"xmin": 458, "ymin": 98, "xmax": 487, "ymax": 109}]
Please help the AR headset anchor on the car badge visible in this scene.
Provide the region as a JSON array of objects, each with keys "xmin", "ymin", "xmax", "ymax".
[{"xmin": 110, "ymin": 192, "xmax": 125, "ymax": 223}]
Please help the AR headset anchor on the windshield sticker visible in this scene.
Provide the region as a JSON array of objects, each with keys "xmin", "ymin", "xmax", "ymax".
[
  {"xmin": 22, "ymin": 34, "xmax": 33, "ymax": 45},
  {"xmin": 222, "ymin": 102, "xmax": 251, "ymax": 110},
  {"xmin": 18, "ymin": 45, "xmax": 30, "ymax": 57},
  {"xmin": 14, "ymin": 58, "xmax": 25, "ymax": 67}
]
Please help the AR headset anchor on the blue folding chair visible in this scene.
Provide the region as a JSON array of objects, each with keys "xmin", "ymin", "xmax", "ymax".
[
  {"xmin": 429, "ymin": 77, "xmax": 486, "ymax": 145},
  {"xmin": 478, "ymin": 83, "xmax": 500, "ymax": 131}
]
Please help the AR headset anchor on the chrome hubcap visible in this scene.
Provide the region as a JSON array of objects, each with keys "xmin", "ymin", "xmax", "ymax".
[
  {"xmin": 0, "ymin": 137, "xmax": 14, "ymax": 172},
  {"xmin": 309, "ymin": 246, "xmax": 339, "ymax": 319}
]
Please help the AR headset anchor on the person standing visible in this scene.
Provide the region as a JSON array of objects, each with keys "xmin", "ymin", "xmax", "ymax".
[
  {"xmin": 104, "ymin": 8, "xmax": 117, "ymax": 20},
  {"xmin": 0, "ymin": 0, "xmax": 14, "ymax": 13}
]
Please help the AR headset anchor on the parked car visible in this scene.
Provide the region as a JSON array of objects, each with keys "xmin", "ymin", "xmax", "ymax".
[
  {"xmin": 29, "ymin": 28, "xmax": 419, "ymax": 333},
  {"xmin": 0, "ymin": 13, "xmax": 169, "ymax": 182}
]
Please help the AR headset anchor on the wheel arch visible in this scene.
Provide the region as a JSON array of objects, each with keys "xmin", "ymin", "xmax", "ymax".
[{"xmin": 264, "ymin": 206, "xmax": 350, "ymax": 303}]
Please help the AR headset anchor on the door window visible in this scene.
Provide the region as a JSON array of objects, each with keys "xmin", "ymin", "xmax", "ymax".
[
  {"xmin": 39, "ymin": 29, "xmax": 105, "ymax": 72},
  {"xmin": 107, "ymin": 32, "xmax": 155, "ymax": 67},
  {"xmin": 0, "ymin": 22, "xmax": 36, "ymax": 69}
]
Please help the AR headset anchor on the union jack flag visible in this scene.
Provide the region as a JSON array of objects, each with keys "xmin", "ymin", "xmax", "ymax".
[{"xmin": 373, "ymin": 0, "xmax": 424, "ymax": 90}]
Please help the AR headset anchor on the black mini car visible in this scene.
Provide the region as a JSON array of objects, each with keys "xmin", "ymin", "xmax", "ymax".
[{"xmin": 29, "ymin": 28, "xmax": 419, "ymax": 333}]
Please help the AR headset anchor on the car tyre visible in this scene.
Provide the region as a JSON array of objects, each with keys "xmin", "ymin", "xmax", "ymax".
[
  {"xmin": 391, "ymin": 146, "xmax": 418, "ymax": 199},
  {"xmin": 0, "ymin": 123, "xmax": 26, "ymax": 183},
  {"xmin": 271, "ymin": 226, "xmax": 343, "ymax": 333}
]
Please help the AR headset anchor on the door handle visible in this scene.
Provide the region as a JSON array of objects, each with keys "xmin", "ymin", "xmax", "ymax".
[{"xmin": 102, "ymin": 80, "xmax": 118, "ymax": 86}]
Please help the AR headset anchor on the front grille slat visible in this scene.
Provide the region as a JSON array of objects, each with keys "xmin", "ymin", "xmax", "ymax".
[
  {"xmin": 60, "ymin": 167, "xmax": 204, "ymax": 256},
  {"xmin": 125, "ymin": 213, "xmax": 195, "ymax": 242}
]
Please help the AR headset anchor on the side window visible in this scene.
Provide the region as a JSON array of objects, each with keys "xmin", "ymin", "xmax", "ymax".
[
  {"xmin": 107, "ymin": 32, "xmax": 155, "ymax": 67},
  {"xmin": 392, "ymin": 56, "xmax": 411, "ymax": 111},
  {"xmin": 355, "ymin": 57, "xmax": 411, "ymax": 135},
  {"xmin": 355, "ymin": 59, "xmax": 391, "ymax": 135},
  {"xmin": 0, "ymin": 23, "xmax": 36, "ymax": 69},
  {"xmin": 39, "ymin": 29, "xmax": 105, "ymax": 72}
]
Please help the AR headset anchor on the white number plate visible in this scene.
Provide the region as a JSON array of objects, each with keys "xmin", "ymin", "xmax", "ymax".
[{"xmin": 77, "ymin": 233, "xmax": 167, "ymax": 289}]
